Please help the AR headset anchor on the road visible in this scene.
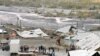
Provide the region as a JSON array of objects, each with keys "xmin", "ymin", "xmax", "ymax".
[{"xmin": 0, "ymin": 11, "xmax": 100, "ymax": 30}]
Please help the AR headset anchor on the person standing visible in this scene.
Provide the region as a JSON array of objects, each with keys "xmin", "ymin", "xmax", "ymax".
[
  {"xmin": 56, "ymin": 37, "xmax": 61, "ymax": 46},
  {"xmin": 66, "ymin": 48, "xmax": 69, "ymax": 53},
  {"xmin": 51, "ymin": 50, "xmax": 55, "ymax": 56},
  {"xmin": 68, "ymin": 52, "xmax": 70, "ymax": 56}
]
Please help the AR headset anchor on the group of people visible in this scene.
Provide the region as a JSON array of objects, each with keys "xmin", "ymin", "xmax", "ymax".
[
  {"xmin": 38, "ymin": 45, "xmax": 46, "ymax": 54},
  {"xmin": 48, "ymin": 47, "xmax": 55, "ymax": 56},
  {"xmin": 38, "ymin": 45, "xmax": 55, "ymax": 56},
  {"xmin": 38, "ymin": 45, "xmax": 75, "ymax": 56},
  {"xmin": 20, "ymin": 45, "xmax": 29, "ymax": 52},
  {"xmin": 20, "ymin": 44, "xmax": 75, "ymax": 56}
]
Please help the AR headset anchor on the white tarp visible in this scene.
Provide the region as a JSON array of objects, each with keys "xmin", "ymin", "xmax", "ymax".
[
  {"xmin": 64, "ymin": 30, "xmax": 86, "ymax": 40},
  {"xmin": 10, "ymin": 39, "xmax": 20, "ymax": 53},
  {"xmin": 77, "ymin": 29, "xmax": 85, "ymax": 33},
  {"xmin": 17, "ymin": 28, "xmax": 48, "ymax": 38},
  {"xmin": 76, "ymin": 33, "xmax": 100, "ymax": 50},
  {"xmin": 56, "ymin": 26, "xmax": 71, "ymax": 33},
  {"xmin": 56, "ymin": 26, "xmax": 85, "ymax": 34},
  {"xmin": 64, "ymin": 32, "xmax": 89, "ymax": 46},
  {"xmin": 72, "ymin": 32, "xmax": 92, "ymax": 40},
  {"xmin": 69, "ymin": 50, "xmax": 98, "ymax": 56},
  {"xmin": 33, "ymin": 28, "xmax": 48, "ymax": 37},
  {"xmin": 93, "ymin": 31, "xmax": 100, "ymax": 37}
]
